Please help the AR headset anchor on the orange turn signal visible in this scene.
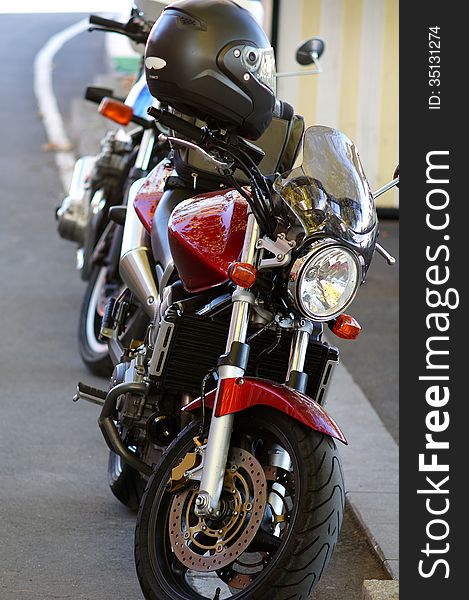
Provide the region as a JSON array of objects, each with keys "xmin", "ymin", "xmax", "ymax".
[
  {"xmin": 332, "ymin": 314, "xmax": 362, "ymax": 340},
  {"xmin": 228, "ymin": 262, "xmax": 257, "ymax": 288},
  {"xmin": 98, "ymin": 97, "xmax": 133, "ymax": 125}
]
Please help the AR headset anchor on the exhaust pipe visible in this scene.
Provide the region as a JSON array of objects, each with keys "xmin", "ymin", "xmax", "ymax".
[
  {"xmin": 98, "ymin": 380, "xmax": 153, "ymax": 477},
  {"xmin": 120, "ymin": 178, "xmax": 159, "ymax": 319}
]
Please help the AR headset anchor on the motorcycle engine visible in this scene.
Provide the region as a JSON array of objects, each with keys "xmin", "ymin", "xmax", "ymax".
[
  {"xmin": 111, "ymin": 352, "xmax": 179, "ymax": 452},
  {"xmin": 56, "ymin": 156, "xmax": 96, "ymax": 244},
  {"xmin": 56, "ymin": 131, "xmax": 133, "ymax": 245}
]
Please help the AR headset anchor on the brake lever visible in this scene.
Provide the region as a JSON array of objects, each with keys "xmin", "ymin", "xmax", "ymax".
[
  {"xmin": 158, "ymin": 134, "xmax": 234, "ymax": 171},
  {"xmin": 89, "ymin": 26, "xmax": 110, "ymax": 33},
  {"xmin": 88, "ymin": 25, "xmax": 147, "ymax": 44},
  {"xmin": 88, "ymin": 26, "xmax": 125, "ymax": 36}
]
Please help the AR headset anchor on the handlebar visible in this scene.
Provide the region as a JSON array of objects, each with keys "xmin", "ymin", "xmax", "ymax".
[
  {"xmin": 273, "ymin": 99, "xmax": 294, "ymax": 121},
  {"xmin": 89, "ymin": 14, "xmax": 126, "ymax": 30},
  {"xmin": 148, "ymin": 102, "xmax": 295, "ymax": 149},
  {"xmin": 85, "ymin": 85, "xmax": 122, "ymax": 104},
  {"xmin": 89, "ymin": 14, "xmax": 149, "ymax": 44},
  {"xmin": 147, "ymin": 107, "xmax": 274, "ymax": 234},
  {"xmin": 148, "ymin": 107, "xmax": 206, "ymax": 145}
]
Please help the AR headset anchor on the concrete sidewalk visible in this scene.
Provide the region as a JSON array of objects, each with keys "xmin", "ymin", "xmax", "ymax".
[{"xmin": 329, "ymin": 363, "xmax": 399, "ymax": 580}]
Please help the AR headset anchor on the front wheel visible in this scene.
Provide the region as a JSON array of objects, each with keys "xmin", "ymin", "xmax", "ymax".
[
  {"xmin": 135, "ymin": 408, "xmax": 344, "ymax": 600},
  {"xmin": 78, "ymin": 265, "xmax": 114, "ymax": 376}
]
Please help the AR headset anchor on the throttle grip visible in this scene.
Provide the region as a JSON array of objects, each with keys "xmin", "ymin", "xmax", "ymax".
[{"xmin": 89, "ymin": 15, "xmax": 125, "ymax": 30}]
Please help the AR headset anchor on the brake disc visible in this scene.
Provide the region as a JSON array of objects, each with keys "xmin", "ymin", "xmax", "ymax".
[
  {"xmin": 216, "ymin": 464, "xmax": 293, "ymax": 590},
  {"xmin": 169, "ymin": 447, "xmax": 267, "ymax": 572}
]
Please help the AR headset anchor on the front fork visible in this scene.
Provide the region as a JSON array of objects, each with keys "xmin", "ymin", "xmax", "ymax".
[
  {"xmin": 195, "ymin": 213, "xmax": 259, "ymax": 516},
  {"xmin": 195, "ymin": 215, "xmax": 313, "ymax": 516}
]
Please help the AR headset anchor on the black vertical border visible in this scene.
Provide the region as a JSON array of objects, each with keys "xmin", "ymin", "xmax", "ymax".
[{"xmin": 400, "ymin": 3, "xmax": 465, "ymax": 597}]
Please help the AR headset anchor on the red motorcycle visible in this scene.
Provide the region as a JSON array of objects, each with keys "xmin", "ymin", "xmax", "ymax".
[
  {"xmin": 75, "ymin": 112, "xmax": 400, "ymax": 598},
  {"xmin": 73, "ymin": 2, "xmax": 398, "ymax": 597}
]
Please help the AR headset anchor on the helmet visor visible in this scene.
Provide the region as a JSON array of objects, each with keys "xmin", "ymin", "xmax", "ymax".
[{"xmin": 242, "ymin": 46, "xmax": 276, "ymax": 94}]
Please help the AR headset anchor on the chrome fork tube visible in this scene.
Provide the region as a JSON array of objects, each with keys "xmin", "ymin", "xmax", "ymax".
[
  {"xmin": 195, "ymin": 213, "xmax": 259, "ymax": 516},
  {"xmin": 285, "ymin": 321, "xmax": 313, "ymax": 394},
  {"xmin": 287, "ymin": 327, "xmax": 310, "ymax": 378}
]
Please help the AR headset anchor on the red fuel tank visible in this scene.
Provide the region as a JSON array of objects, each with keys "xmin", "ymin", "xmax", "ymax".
[
  {"xmin": 168, "ymin": 188, "xmax": 248, "ymax": 293},
  {"xmin": 133, "ymin": 160, "xmax": 173, "ymax": 232}
]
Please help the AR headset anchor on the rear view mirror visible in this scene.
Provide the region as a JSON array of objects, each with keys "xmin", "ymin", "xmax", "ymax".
[
  {"xmin": 277, "ymin": 37, "xmax": 325, "ymax": 79},
  {"xmin": 296, "ymin": 37, "xmax": 325, "ymax": 66}
]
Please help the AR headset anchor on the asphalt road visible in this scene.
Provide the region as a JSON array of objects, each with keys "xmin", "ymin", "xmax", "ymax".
[{"xmin": 0, "ymin": 13, "xmax": 390, "ymax": 600}]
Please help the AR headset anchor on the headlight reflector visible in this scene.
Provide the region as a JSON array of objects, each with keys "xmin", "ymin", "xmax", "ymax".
[{"xmin": 289, "ymin": 243, "xmax": 361, "ymax": 320}]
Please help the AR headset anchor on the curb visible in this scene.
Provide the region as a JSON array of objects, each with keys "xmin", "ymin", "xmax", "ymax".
[{"xmin": 328, "ymin": 362, "xmax": 399, "ymax": 580}]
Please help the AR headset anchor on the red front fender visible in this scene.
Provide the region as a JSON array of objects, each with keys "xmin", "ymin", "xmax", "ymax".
[{"xmin": 184, "ymin": 377, "xmax": 347, "ymax": 445}]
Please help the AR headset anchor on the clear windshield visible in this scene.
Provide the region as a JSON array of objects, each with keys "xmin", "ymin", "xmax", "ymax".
[{"xmin": 273, "ymin": 126, "xmax": 376, "ymax": 236}]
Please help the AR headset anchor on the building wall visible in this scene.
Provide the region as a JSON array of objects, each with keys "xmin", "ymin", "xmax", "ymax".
[{"xmin": 274, "ymin": 0, "xmax": 399, "ymax": 207}]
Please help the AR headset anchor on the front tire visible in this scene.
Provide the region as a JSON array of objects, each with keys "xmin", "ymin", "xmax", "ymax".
[
  {"xmin": 108, "ymin": 450, "xmax": 145, "ymax": 512},
  {"xmin": 135, "ymin": 408, "xmax": 344, "ymax": 600}
]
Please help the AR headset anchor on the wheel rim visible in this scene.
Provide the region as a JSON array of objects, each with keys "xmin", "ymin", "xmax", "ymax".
[
  {"xmin": 146, "ymin": 417, "xmax": 301, "ymax": 599},
  {"xmin": 85, "ymin": 267, "xmax": 110, "ymax": 355},
  {"xmin": 110, "ymin": 451, "xmax": 123, "ymax": 480},
  {"xmin": 169, "ymin": 447, "xmax": 268, "ymax": 573}
]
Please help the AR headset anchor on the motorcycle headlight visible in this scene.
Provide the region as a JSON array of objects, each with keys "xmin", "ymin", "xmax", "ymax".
[{"xmin": 288, "ymin": 240, "xmax": 362, "ymax": 321}]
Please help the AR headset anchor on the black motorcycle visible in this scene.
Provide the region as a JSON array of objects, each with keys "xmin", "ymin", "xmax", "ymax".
[{"xmin": 56, "ymin": 11, "xmax": 168, "ymax": 376}]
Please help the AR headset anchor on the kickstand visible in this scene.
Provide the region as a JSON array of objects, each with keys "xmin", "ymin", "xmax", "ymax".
[{"xmin": 213, "ymin": 588, "xmax": 221, "ymax": 600}]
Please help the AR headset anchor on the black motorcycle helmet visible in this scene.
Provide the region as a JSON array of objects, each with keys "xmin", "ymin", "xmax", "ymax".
[{"xmin": 144, "ymin": 0, "xmax": 276, "ymax": 139}]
